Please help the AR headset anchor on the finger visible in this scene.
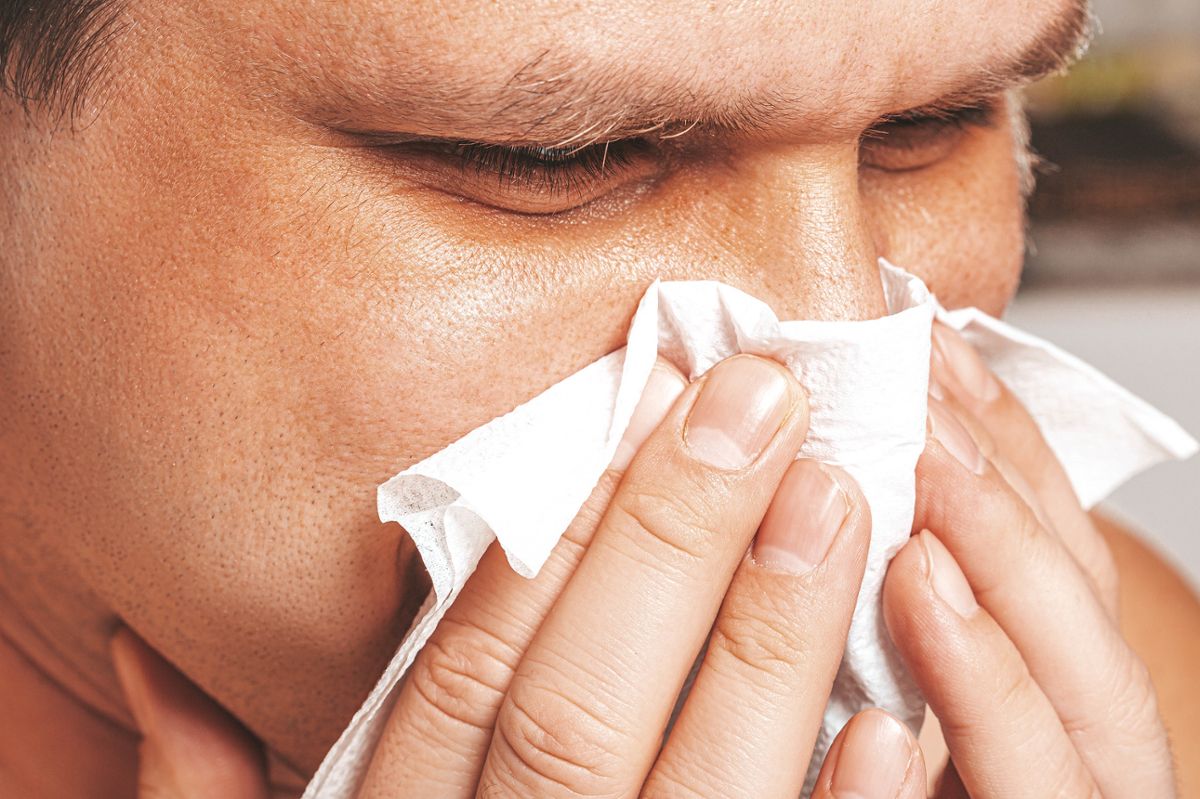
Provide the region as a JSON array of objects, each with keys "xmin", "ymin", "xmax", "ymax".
[
  {"xmin": 884, "ymin": 532, "xmax": 1099, "ymax": 798},
  {"xmin": 916, "ymin": 704, "xmax": 952, "ymax": 795},
  {"xmin": 811, "ymin": 709, "xmax": 926, "ymax": 799},
  {"xmin": 110, "ymin": 627, "xmax": 270, "ymax": 799},
  {"xmin": 919, "ymin": 709, "xmax": 983, "ymax": 799},
  {"xmin": 930, "ymin": 321, "xmax": 1118, "ymax": 612},
  {"xmin": 932, "ymin": 759, "xmax": 971, "ymax": 799},
  {"xmin": 918, "ymin": 400, "xmax": 1175, "ymax": 798},
  {"xmin": 363, "ymin": 360, "xmax": 686, "ymax": 797},
  {"xmin": 927, "ymin": 384, "xmax": 1069, "ymax": 577},
  {"xmin": 644, "ymin": 460, "xmax": 869, "ymax": 799},
  {"xmin": 479, "ymin": 354, "xmax": 809, "ymax": 798}
]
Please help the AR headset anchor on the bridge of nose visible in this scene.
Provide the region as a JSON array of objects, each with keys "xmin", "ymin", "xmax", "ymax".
[{"xmin": 647, "ymin": 141, "xmax": 890, "ymax": 323}]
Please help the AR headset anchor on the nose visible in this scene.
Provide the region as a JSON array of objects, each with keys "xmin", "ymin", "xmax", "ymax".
[{"xmin": 663, "ymin": 141, "xmax": 887, "ymax": 322}]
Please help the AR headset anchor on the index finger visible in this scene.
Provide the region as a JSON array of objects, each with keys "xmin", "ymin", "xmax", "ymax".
[
  {"xmin": 359, "ymin": 359, "xmax": 686, "ymax": 798},
  {"xmin": 479, "ymin": 354, "xmax": 809, "ymax": 798}
]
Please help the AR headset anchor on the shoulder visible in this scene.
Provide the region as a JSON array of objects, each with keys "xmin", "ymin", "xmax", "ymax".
[{"xmin": 1091, "ymin": 510, "xmax": 1200, "ymax": 797}]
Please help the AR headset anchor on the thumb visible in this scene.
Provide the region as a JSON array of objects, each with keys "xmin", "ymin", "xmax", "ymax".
[{"xmin": 111, "ymin": 627, "xmax": 271, "ymax": 799}]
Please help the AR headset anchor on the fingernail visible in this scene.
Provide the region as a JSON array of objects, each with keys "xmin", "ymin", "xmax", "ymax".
[
  {"xmin": 928, "ymin": 398, "xmax": 985, "ymax": 475},
  {"xmin": 830, "ymin": 711, "xmax": 915, "ymax": 799},
  {"xmin": 611, "ymin": 364, "xmax": 687, "ymax": 471},
  {"xmin": 684, "ymin": 356, "xmax": 793, "ymax": 469},
  {"xmin": 921, "ymin": 531, "xmax": 978, "ymax": 617},
  {"xmin": 932, "ymin": 323, "xmax": 1000, "ymax": 404},
  {"xmin": 753, "ymin": 459, "xmax": 847, "ymax": 574}
]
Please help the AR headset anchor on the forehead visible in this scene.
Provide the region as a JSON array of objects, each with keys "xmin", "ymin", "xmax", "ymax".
[{"xmin": 188, "ymin": 0, "xmax": 1086, "ymax": 139}]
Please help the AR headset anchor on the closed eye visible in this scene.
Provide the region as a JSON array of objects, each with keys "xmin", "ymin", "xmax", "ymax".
[
  {"xmin": 358, "ymin": 98, "xmax": 998, "ymax": 212},
  {"xmin": 859, "ymin": 100, "xmax": 999, "ymax": 172},
  {"xmin": 387, "ymin": 138, "xmax": 659, "ymax": 214}
]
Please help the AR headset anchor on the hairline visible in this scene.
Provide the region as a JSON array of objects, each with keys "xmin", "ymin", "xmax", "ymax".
[{"xmin": 0, "ymin": 0, "xmax": 128, "ymax": 125}]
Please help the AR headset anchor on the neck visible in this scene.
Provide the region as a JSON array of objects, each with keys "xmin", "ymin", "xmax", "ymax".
[
  {"xmin": 0, "ymin": 617, "xmax": 138, "ymax": 798},
  {"xmin": 0, "ymin": 602, "xmax": 311, "ymax": 799},
  {"xmin": 0, "ymin": 479, "xmax": 318, "ymax": 799},
  {"xmin": 0, "ymin": 495, "xmax": 138, "ymax": 797}
]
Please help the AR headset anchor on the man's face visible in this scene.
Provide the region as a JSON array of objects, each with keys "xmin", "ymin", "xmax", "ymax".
[{"xmin": 0, "ymin": 0, "xmax": 1086, "ymax": 775}]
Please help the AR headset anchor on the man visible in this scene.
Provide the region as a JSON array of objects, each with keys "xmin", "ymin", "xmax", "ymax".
[{"xmin": 2, "ymin": 0, "xmax": 1198, "ymax": 796}]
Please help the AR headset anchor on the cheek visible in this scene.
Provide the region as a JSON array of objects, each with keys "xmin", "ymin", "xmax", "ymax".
[
  {"xmin": 860, "ymin": 114, "xmax": 1026, "ymax": 316},
  {"xmin": 10, "ymin": 87, "xmax": 650, "ymax": 768},
  {"xmin": 3, "ymin": 103, "xmax": 529, "ymax": 766}
]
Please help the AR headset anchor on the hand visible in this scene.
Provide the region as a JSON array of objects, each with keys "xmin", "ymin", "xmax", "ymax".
[
  {"xmin": 879, "ymin": 322, "xmax": 1177, "ymax": 798},
  {"xmin": 113, "ymin": 353, "xmax": 911, "ymax": 798}
]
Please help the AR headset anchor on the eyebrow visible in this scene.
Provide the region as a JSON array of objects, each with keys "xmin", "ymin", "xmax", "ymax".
[
  {"xmin": 918, "ymin": 0, "xmax": 1094, "ymax": 115},
  {"xmin": 342, "ymin": 0, "xmax": 1092, "ymax": 149}
]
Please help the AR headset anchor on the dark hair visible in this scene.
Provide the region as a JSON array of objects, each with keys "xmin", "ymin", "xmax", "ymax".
[{"xmin": 0, "ymin": 0, "xmax": 125, "ymax": 121}]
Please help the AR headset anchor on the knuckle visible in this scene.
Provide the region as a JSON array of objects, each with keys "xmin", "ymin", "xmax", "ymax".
[
  {"xmin": 1042, "ymin": 756, "xmax": 1100, "ymax": 799},
  {"xmin": 954, "ymin": 479, "xmax": 1045, "ymax": 600},
  {"xmin": 562, "ymin": 470, "xmax": 624, "ymax": 550},
  {"xmin": 981, "ymin": 658, "xmax": 1101, "ymax": 798},
  {"xmin": 1093, "ymin": 652, "xmax": 1162, "ymax": 740},
  {"xmin": 709, "ymin": 601, "xmax": 809, "ymax": 686},
  {"xmin": 991, "ymin": 655, "xmax": 1040, "ymax": 726},
  {"xmin": 972, "ymin": 421, "xmax": 1001, "ymax": 461},
  {"xmin": 1121, "ymin": 656, "xmax": 1157, "ymax": 712},
  {"xmin": 408, "ymin": 621, "xmax": 515, "ymax": 732},
  {"xmin": 1007, "ymin": 486, "xmax": 1046, "ymax": 547},
  {"xmin": 644, "ymin": 763, "xmax": 725, "ymax": 799},
  {"xmin": 491, "ymin": 680, "xmax": 625, "ymax": 798},
  {"xmin": 994, "ymin": 489, "xmax": 1053, "ymax": 574},
  {"xmin": 607, "ymin": 481, "xmax": 723, "ymax": 567}
]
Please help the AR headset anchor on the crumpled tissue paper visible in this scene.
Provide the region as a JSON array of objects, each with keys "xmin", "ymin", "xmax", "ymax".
[{"xmin": 303, "ymin": 260, "xmax": 1197, "ymax": 798}]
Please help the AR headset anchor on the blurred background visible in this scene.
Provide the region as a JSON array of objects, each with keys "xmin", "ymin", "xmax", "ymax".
[{"xmin": 1010, "ymin": 0, "xmax": 1200, "ymax": 586}]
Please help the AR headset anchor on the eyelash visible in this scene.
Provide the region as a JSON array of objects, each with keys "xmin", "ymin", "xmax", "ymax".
[
  {"xmin": 402, "ymin": 101, "xmax": 997, "ymax": 211},
  {"xmin": 864, "ymin": 103, "xmax": 996, "ymax": 146},
  {"xmin": 880, "ymin": 103, "xmax": 995, "ymax": 130},
  {"xmin": 446, "ymin": 140, "xmax": 644, "ymax": 199}
]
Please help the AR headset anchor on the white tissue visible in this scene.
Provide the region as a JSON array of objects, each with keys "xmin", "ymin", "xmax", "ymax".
[{"xmin": 303, "ymin": 261, "xmax": 1197, "ymax": 798}]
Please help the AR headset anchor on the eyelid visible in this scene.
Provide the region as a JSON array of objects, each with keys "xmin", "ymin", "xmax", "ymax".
[
  {"xmin": 450, "ymin": 140, "xmax": 633, "ymax": 179},
  {"xmin": 394, "ymin": 137, "xmax": 660, "ymax": 215},
  {"xmin": 355, "ymin": 99, "xmax": 996, "ymax": 208},
  {"xmin": 871, "ymin": 101, "xmax": 997, "ymax": 132},
  {"xmin": 859, "ymin": 100, "xmax": 998, "ymax": 172},
  {"xmin": 888, "ymin": 93, "xmax": 1001, "ymax": 122}
]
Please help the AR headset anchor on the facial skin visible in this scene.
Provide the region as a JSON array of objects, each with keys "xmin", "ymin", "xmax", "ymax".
[{"xmin": 0, "ymin": 0, "xmax": 1087, "ymax": 791}]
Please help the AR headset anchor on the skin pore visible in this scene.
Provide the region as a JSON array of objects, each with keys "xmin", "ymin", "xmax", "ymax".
[{"xmin": 3, "ymin": 0, "xmax": 1197, "ymax": 796}]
